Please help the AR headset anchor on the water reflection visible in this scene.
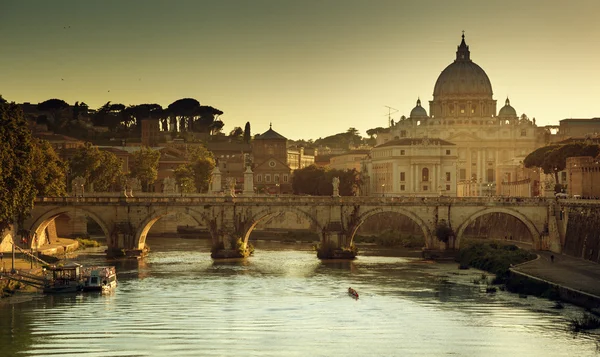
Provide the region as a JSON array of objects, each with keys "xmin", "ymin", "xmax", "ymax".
[{"xmin": 0, "ymin": 238, "xmax": 599, "ymax": 357}]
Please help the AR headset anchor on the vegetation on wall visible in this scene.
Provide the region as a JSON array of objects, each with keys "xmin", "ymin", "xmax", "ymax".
[{"xmin": 292, "ymin": 165, "xmax": 361, "ymax": 196}]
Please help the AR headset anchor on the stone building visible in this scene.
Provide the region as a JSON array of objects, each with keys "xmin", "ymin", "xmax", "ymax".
[
  {"xmin": 567, "ymin": 156, "xmax": 600, "ymax": 198},
  {"xmin": 363, "ymin": 138, "xmax": 457, "ymax": 197},
  {"xmin": 368, "ymin": 34, "xmax": 547, "ymax": 196},
  {"xmin": 252, "ymin": 125, "xmax": 292, "ymax": 194}
]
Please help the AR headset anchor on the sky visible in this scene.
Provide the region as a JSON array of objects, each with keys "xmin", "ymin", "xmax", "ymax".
[{"xmin": 1, "ymin": 0, "xmax": 600, "ymax": 140}]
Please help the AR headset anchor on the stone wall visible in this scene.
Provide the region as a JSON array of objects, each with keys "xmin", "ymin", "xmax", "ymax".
[{"xmin": 564, "ymin": 208, "xmax": 600, "ymax": 263}]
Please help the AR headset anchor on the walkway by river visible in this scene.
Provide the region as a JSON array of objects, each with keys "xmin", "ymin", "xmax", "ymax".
[{"xmin": 512, "ymin": 251, "xmax": 600, "ymax": 299}]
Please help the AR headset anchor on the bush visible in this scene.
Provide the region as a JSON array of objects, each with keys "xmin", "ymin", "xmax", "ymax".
[
  {"xmin": 76, "ymin": 237, "xmax": 100, "ymax": 248},
  {"xmin": 457, "ymin": 242, "xmax": 536, "ymax": 283}
]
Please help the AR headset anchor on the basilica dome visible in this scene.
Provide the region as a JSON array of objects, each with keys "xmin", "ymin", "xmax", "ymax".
[
  {"xmin": 498, "ymin": 98, "xmax": 517, "ymax": 117},
  {"xmin": 433, "ymin": 35, "xmax": 493, "ymax": 100},
  {"xmin": 410, "ymin": 99, "xmax": 428, "ymax": 118}
]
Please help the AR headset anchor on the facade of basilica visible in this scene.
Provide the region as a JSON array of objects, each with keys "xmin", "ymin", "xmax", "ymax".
[{"xmin": 363, "ymin": 35, "xmax": 548, "ymax": 197}]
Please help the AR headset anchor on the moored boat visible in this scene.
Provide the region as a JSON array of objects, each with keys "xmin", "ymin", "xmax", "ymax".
[
  {"xmin": 82, "ymin": 266, "xmax": 117, "ymax": 292},
  {"xmin": 43, "ymin": 262, "xmax": 84, "ymax": 294}
]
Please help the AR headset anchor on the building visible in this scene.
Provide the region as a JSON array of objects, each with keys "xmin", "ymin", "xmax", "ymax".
[
  {"xmin": 329, "ymin": 150, "xmax": 370, "ymax": 172},
  {"xmin": 363, "ymin": 138, "xmax": 457, "ymax": 197},
  {"xmin": 566, "ymin": 156, "xmax": 600, "ymax": 198},
  {"xmin": 252, "ymin": 125, "xmax": 292, "ymax": 194},
  {"xmin": 369, "ymin": 34, "xmax": 547, "ymax": 196},
  {"xmin": 558, "ymin": 118, "xmax": 600, "ymax": 139}
]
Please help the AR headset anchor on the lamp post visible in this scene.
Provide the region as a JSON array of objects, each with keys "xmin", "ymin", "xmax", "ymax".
[{"xmin": 381, "ymin": 184, "xmax": 385, "ymax": 197}]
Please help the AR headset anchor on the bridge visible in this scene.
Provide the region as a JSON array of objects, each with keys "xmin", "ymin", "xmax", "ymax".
[{"xmin": 17, "ymin": 194, "xmax": 561, "ymax": 259}]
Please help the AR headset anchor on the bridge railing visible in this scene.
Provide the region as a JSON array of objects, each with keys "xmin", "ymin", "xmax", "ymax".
[{"xmin": 35, "ymin": 195, "xmax": 555, "ymax": 206}]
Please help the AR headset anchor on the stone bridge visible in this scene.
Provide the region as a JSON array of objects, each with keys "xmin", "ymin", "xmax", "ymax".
[{"xmin": 21, "ymin": 195, "xmax": 559, "ymax": 259}]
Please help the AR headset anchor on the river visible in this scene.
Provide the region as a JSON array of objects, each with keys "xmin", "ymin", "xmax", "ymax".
[{"xmin": 1, "ymin": 238, "xmax": 599, "ymax": 356}]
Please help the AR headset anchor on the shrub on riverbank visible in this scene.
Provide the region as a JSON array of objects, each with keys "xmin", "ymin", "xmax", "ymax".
[
  {"xmin": 570, "ymin": 313, "xmax": 600, "ymax": 332},
  {"xmin": 457, "ymin": 242, "xmax": 536, "ymax": 283},
  {"xmin": 76, "ymin": 237, "xmax": 100, "ymax": 248},
  {"xmin": 354, "ymin": 230, "xmax": 423, "ymax": 248}
]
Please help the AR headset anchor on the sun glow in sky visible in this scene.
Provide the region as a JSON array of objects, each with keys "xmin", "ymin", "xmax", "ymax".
[{"xmin": 1, "ymin": 0, "xmax": 599, "ymax": 140}]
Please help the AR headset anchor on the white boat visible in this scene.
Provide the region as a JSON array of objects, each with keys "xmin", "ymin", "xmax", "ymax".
[{"xmin": 82, "ymin": 266, "xmax": 117, "ymax": 292}]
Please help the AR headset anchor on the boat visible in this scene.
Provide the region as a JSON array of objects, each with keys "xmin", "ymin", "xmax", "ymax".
[
  {"xmin": 43, "ymin": 262, "xmax": 84, "ymax": 294},
  {"xmin": 348, "ymin": 287, "xmax": 359, "ymax": 299},
  {"xmin": 82, "ymin": 266, "xmax": 117, "ymax": 292}
]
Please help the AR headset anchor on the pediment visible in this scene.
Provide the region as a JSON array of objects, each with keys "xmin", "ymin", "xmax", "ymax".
[{"xmin": 254, "ymin": 157, "xmax": 290, "ymax": 171}]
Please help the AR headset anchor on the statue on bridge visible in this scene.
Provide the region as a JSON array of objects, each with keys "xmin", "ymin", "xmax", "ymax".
[
  {"xmin": 72, "ymin": 176, "xmax": 85, "ymax": 197},
  {"xmin": 332, "ymin": 177, "xmax": 340, "ymax": 197},
  {"xmin": 163, "ymin": 177, "xmax": 176, "ymax": 194}
]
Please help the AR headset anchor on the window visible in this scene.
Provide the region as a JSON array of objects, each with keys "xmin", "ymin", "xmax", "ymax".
[
  {"xmin": 400, "ymin": 172, "xmax": 405, "ymax": 181},
  {"xmin": 423, "ymin": 185, "xmax": 428, "ymax": 191},
  {"xmin": 400, "ymin": 130, "xmax": 407, "ymax": 138},
  {"xmin": 400, "ymin": 185, "xmax": 405, "ymax": 191},
  {"xmin": 460, "ymin": 105, "xmax": 465, "ymax": 114},
  {"xmin": 266, "ymin": 174, "xmax": 271, "ymax": 182},
  {"xmin": 446, "ymin": 185, "xmax": 451, "ymax": 191},
  {"xmin": 400, "ymin": 150, "xmax": 405, "ymax": 155},
  {"xmin": 521, "ymin": 129, "xmax": 527, "ymax": 137},
  {"xmin": 459, "ymin": 169, "xmax": 466, "ymax": 180},
  {"xmin": 487, "ymin": 169, "xmax": 494, "ymax": 182},
  {"xmin": 269, "ymin": 161, "xmax": 276, "ymax": 167},
  {"xmin": 446, "ymin": 149, "xmax": 451, "ymax": 155},
  {"xmin": 274, "ymin": 174, "xmax": 280, "ymax": 183},
  {"xmin": 445, "ymin": 172, "xmax": 451, "ymax": 182},
  {"xmin": 283, "ymin": 174, "xmax": 288, "ymax": 182},
  {"xmin": 561, "ymin": 172, "xmax": 567, "ymax": 182},
  {"xmin": 422, "ymin": 168, "xmax": 429, "ymax": 182},
  {"xmin": 257, "ymin": 175, "xmax": 262, "ymax": 182}
]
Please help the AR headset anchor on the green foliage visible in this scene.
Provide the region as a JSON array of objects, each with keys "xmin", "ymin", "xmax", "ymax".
[
  {"xmin": 524, "ymin": 143, "xmax": 600, "ymax": 184},
  {"xmin": 188, "ymin": 145, "xmax": 216, "ymax": 193},
  {"xmin": 0, "ymin": 102, "xmax": 36, "ymax": 230},
  {"xmin": 130, "ymin": 147, "xmax": 161, "ymax": 191},
  {"xmin": 76, "ymin": 237, "xmax": 100, "ymax": 248},
  {"xmin": 313, "ymin": 127, "xmax": 366, "ymax": 150},
  {"xmin": 292, "ymin": 165, "xmax": 361, "ymax": 196},
  {"xmin": 68, "ymin": 143, "xmax": 123, "ymax": 192},
  {"xmin": 570, "ymin": 313, "xmax": 600, "ymax": 332},
  {"xmin": 458, "ymin": 242, "xmax": 536, "ymax": 282},
  {"xmin": 435, "ymin": 219, "xmax": 454, "ymax": 243},
  {"xmin": 229, "ymin": 126, "xmax": 243, "ymax": 139},
  {"xmin": 31, "ymin": 139, "xmax": 67, "ymax": 196},
  {"xmin": 174, "ymin": 164, "xmax": 196, "ymax": 193},
  {"xmin": 243, "ymin": 122, "xmax": 251, "ymax": 143}
]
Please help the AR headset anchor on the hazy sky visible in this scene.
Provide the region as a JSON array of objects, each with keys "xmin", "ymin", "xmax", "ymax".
[{"xmin": 2, "ymin": 0, "xmax": 599, "ymax": 140}]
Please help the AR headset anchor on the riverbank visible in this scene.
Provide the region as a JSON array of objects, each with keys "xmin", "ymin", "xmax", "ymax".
[
  {"xmin": 0, "ymin": 238, "xmax": 79, "ymax": 301},
  {"xmin": 458, "ymin": 241, "xmax": 600, "ymax": 311}
]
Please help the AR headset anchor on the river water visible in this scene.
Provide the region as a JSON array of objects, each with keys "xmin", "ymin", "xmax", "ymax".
[{"xmin": 1, "ymin": 238, "xmax": 599, "ymax": 357}]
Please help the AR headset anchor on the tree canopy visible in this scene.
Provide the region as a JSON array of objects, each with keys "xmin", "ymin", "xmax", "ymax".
[
  {"xmin": 0, "ymin": 102, "xmax": 36, "ymax": 230},
  {"xmin": 31, "ymin": 139, "xmax": 67, "ymax": 197},
  {"xmin": 292, "ymin": 165, "xmax": 360, "ymax": 196},
  {"xmin": 129, "ymin": 147, "xmax": 161, "ymax": 191},
  {"xmin": 524, "ymin": 143, "xmax": 600, "ymax": 183},
  {"xmin": 68, "ymin": 143, "xmax": 123, "ymax": 192}
]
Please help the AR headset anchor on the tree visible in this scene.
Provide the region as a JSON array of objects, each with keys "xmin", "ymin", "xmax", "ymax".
[
  {"xmin": 229, "ymin": 126, "xmax": 243, "ymax": 139},
  {"xmin": 243, "ymin": 122, "xmax": 251, "ymax": 143},
  {"xmin": 525, "ymin": 143, "xmax": 600, "ymax": 186},
  {"xmin": 94, "ymin": 151, "xmax": 124, "ymax": 192},
  {"xmin": 188, "ymin": 145, "xmax": 215, "ymax": 192},
  {"xmin": 37, "ymin": 98, "xmax": 70, "ymax": 131},
  {"xmin": 30, "ymin": 139, "xmax": 67, "ymax": 197},
  {"xmin": 174, "ymin": 164, "xmax": 196, "ymax": 193},
  {"xmin": 68, "ymin": 143, "xmax": 123, "ymax": 192},
  {"xmin": 129, "ymin": 147, "xmax": 161, "ymax": 191},
  {"xmin": 167, "ymin": 98, "xmax": 200, "ymax": 132},
  {"xmin": 435, "ymin": 219, "xmax": 454, "ymax": 247},
  {"xmin": 0, "ymin": 102, "xmax": 36, "ymax": 231},
  {"xmin": 292, "ymin": 166, "xmax": 360, "ymax": 196}
]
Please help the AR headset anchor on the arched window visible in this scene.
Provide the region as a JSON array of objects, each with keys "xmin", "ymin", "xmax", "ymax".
[{"xmin": 422, "ymin": 168, "xmax": 429, "ymax": 182}]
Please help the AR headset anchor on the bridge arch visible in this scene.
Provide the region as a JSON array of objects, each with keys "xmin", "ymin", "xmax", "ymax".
[
  {"xmin": 455, "ymin": 207, "xmax": 540, "ymax": 249},
  {"xmin": 134, "ymin": 207, "xmax": 208, "ymax": 249},
  {"xmin": 28, "ymin": 207, "xmax": 111, "ymax": 248},
  {"xmin": 350, "ymin": 207, "xmax": 432, "ymax": 249},
  {"xmin": 241, "ymin": 206, "xmax": 322, "ymax": 245}
]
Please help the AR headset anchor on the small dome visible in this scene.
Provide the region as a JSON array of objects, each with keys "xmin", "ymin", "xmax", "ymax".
[
  {"xmin": 498, "ymin": 98, "xmax": 517, "ymax": 117},
  {"xmin": 410, "ymin": 99, "xmax": 428, "ymax": 118}
]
